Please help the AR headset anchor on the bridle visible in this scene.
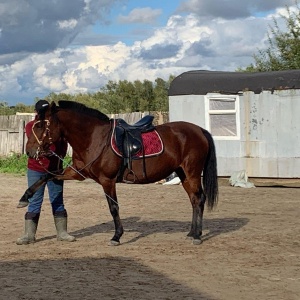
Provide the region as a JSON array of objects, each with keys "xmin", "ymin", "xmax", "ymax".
[
  {"xmin": 30, "ymin": 113, "xmax": 120, "ymax": 206},
  {"xmin": 30, "ymin": 115, "xmax": 99, "ymax": 179},
  {"xmin": 32, "ymin": 119, "xmax": 52, "ymax": 145}
]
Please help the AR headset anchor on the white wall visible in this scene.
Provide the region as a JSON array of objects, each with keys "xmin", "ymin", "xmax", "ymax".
[{"xmin": 169, "ymin": 90, "xmax": 300, "ymax": 178}]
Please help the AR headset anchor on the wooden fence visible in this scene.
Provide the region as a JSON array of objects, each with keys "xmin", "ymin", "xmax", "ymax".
[{"xmin": 0, "ymin": 112, "xmax": 169, "ymax": 156}]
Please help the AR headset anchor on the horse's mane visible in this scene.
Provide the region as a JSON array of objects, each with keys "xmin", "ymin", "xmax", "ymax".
[{"xmin": 58, "ymin": 100, "xmax": 110, "ymax": 121}]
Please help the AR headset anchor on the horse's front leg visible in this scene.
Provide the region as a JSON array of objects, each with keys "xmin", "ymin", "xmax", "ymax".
[
  {"xmin": 17, "ymin": 174, "xmax": 54, "ymax": 208},
  {"xmin": 17, "ymin": 165, "xmax": 84, "ymax": 208},
  {"xmin": 102, "ymin": 181, "xmax": 123, "ymax": 246}
]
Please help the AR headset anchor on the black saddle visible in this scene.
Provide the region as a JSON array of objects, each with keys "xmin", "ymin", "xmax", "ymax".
[
  {"xmin": 114, "ymin": 115, "xmax": 155, "ymax": 182},
  {"xmin": 116, "ymin": 115, "xmax": 154, "ymax": 131}
]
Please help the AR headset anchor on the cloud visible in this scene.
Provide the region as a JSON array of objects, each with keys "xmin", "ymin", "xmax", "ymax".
[
  {"xmin": 0, "ymin": 0, "xmax": 124, "ymax": 59},
  {"xmin": 118, "ymin": 7, "xmax": 162, "ymax": 24},
  {"xmin": 139, "ymin": 44, "xmax": 181, "ymax": 60},
  {"xmin": 178, "ymin": 0, "xmax": 295, "ymax": 19},
  {"xmin": 0, "ymin": 1, "xmax": 297, "ymax": 105}
]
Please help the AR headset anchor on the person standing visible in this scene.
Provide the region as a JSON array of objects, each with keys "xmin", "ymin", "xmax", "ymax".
[{"xmin": 16, "ymin": 100, "xmax": 76, "ymax": 245}]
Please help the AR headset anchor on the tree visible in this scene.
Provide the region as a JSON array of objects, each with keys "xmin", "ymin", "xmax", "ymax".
[
  {"xmin": 0, "ymin": 76, "xmax": 175, "ymax": 115},
  {"xmin": 241, "ymin": 2, "xmax": 300, "ymax": 71},
  {"xmin": 0, "ymin": 101, "xmax": 11, "ymax": 115}
]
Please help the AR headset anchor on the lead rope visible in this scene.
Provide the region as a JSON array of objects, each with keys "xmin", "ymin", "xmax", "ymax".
[
  {"xmin": 48, "ymin": 150, "xmax": 119, "ymax": 207},
  {"xmin": 48, "ymin": 150, "xmax": 87, "ymax": 179}
]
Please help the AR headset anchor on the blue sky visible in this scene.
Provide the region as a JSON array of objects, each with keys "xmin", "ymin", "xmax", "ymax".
[{"xmin": 0, "ymin": 0, "xmax": 296, "ymax": 106}]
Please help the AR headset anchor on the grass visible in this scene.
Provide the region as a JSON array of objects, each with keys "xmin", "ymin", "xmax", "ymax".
[
  {"xmin": 0, "ymin": 154, "xmax": 72, "ymax": 175},
  {"xmin": 0, "ymin": 154, "xmax": 28, "ymax": 175}
]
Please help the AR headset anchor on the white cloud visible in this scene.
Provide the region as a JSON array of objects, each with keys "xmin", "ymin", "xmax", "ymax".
[
  {"xmin": 118, "ymin": 7, "xmax": 162, "ymax": 24},
  {"xmin": 0, "ymin": 1, "xmax": 297, "ymax": 105},
  {"xmin": 58, "ymin": 19, "xmax": 78, "ymax": 30}
]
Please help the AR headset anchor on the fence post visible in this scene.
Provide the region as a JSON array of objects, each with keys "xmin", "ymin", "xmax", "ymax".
[{"xmin": 19, "ymin": 120, "xmax": 26, "ymax": 154}]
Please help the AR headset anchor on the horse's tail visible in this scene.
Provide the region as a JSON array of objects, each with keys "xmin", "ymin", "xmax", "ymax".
[{"xmin": 202, "ymin": 129, "xmax": 218, "ymax": 210}]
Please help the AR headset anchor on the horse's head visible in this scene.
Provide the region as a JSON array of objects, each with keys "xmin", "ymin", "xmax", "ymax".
[{"xmin": 26, "ymin": 101, "xmax": 61, "ymax": 158}]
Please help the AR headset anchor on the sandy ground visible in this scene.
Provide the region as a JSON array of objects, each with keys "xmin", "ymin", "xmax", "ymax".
[{"xmin": 0, "ymin": 174, "xmax": 299, "ymax": 300}]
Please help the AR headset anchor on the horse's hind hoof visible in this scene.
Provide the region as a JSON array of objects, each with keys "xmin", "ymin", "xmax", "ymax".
[
  {"xmin": 192, "ymin": 238, "xmax": 202, "ymax": 245},
  {"xmin": 109, "ymin": 239, "xmax": 120, "ymax": 246}
]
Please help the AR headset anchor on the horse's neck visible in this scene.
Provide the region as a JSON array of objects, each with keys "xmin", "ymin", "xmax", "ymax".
[{"xmin": 60, "ymin": 116, "xmax": 110, "ymax": 152}]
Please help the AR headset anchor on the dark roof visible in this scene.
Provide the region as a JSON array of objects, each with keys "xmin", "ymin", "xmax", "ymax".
[{"xmin": 168, "ymin": 69, "xmax": 300, "ymax": 96}]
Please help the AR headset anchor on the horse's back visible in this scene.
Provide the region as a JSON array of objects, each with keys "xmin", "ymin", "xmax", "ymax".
[{"xmin": 156, "ymin": 121, "xmax": 208, "ymax": 145}]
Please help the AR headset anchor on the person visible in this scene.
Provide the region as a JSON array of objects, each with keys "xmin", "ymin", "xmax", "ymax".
[{"xmin": 16, "ymin": 100, "xmax": 76, "ymax": 245}]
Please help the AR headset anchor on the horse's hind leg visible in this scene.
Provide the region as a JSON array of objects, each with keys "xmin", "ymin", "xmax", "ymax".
[
  {"xmin": 181, "ymin": 180, "xmax": 206, "ymax": 245},
  {"xmin": 102, "ymin": 181, "xmax": 124, "ymax": 246}
]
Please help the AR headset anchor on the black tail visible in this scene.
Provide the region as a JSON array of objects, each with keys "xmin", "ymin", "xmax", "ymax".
[{"xmin": 202, "ymin": 129, "xmax": 218, "ymax": 210}]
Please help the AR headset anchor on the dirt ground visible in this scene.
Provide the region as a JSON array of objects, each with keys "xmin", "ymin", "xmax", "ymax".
[{"xmin": 0, "ymin": 174, "xmax": 299, "ymax": 300}]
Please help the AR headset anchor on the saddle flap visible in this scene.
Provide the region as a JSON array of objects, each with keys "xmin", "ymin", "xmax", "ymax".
[{"xmin": 111, "ymin": 119, "xmax": 163, "ymax": 159}]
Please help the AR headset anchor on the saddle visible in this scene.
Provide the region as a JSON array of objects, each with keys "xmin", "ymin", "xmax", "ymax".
[{"xmin": 114, "ymin": 115, "xmax": 155, "ymax": 182}]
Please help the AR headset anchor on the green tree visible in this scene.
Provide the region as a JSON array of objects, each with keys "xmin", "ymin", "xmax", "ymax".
[
  {"xmin": 141, "ymin": 80, "xmax": 155, "ymax": 112},
  {"xmin": 241, "ymin": 2, "xmax": 300, "ymax": 71},
  {"xmin": 0, "ymin": 76, "xmax": 175, "ymax": 115},
  {"xmin": 153, "ymin": 77, "xmax": 173, "ymax": 111}
]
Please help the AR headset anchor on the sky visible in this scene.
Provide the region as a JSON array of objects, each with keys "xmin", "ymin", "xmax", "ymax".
[{"xmin": 0, "ymin": 0, "xmax": 297, "ymax": 106}]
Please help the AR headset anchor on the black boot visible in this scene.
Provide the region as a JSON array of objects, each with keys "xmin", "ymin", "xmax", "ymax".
[{"xmin": 16, "ymin": 212, "xmax": 40, "ymax": 245}]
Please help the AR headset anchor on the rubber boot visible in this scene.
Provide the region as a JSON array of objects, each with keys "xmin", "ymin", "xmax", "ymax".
[
  {"xmin": 53, "ymin": 210, "xmax": 76, "ymax": 242},
  {"xmin": 16, "ymin": 212, "xmax": 40, "ymax": 245}
]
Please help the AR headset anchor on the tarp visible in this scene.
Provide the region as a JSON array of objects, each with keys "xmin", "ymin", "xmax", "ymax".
[{"xmin": 229, "ymin": 170, "xmax": 255, "ymax": 188}]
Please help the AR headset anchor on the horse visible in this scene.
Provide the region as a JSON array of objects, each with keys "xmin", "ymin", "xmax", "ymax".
[{"xmin": 22, "ymin": 100, "xmax": 218, "ymax": 245}]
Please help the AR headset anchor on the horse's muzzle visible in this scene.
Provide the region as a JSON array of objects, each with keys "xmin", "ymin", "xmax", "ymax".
[{"xmin": 26, "ymin": 146, "xmax": 47, "ymax": 159}]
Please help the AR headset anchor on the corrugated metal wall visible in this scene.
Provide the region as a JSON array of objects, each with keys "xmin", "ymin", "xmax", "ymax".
[{"xmin": 169, "ymin": 90, "xmax": 300, "ymax": 178}]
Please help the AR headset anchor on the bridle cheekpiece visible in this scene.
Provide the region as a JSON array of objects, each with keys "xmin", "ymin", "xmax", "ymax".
[{"xmin": 31, "ymin": 119, "xmax": 53, "ymax": 157}]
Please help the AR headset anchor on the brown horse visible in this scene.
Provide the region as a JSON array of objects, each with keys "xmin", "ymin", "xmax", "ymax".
[{"xmin": 23, "ymin": 100, "xmax": 218, "ymax": 245}]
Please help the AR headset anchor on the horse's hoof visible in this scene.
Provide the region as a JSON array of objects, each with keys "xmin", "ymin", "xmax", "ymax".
[
  {"xmin": 109, "ymin": 239, "xmax": 120, "ymax": 246},
  {"xmin": 192, "ymin": 238, "xmax": 202, "ymax": 245},
  {"xmin": 17, "ymin": 201, "xmax": 29, "ymax": 208}
]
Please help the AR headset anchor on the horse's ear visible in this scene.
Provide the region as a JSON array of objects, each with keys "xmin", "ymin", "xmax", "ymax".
[{"xmin": 50, "ymin": 101, "xmax": 57, "ymax": 113}]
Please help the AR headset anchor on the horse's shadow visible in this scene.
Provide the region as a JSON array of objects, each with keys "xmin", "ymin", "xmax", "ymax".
[{"xmin": 38, "ymin": 216, "xmax": 249, "ymax": 244}]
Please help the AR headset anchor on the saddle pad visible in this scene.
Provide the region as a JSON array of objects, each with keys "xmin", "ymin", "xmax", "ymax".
[{"xmin": 111, "ymin": 124, "xmax": 164, "ymax": 158}]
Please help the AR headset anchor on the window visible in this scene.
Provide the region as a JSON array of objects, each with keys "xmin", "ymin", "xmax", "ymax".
[{"xmin": 205, "ymin": 94, "xmax": 240, "ymax": 139}]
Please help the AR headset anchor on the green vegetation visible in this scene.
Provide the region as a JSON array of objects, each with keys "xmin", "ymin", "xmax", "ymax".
[
  {"xmin": 0, "ymin": 154, "xmax": 28, "ymax": 175},
  {"xmin": 239, "ymin": 2, "xmax": 300, "ymax": 72},
  {"xmin": 0, "ymin": 154, "xmax": 73, "ymax": 175},
  {"xmin": 1, "ymin": 76, "xmax": 174, "ymax": 115}
]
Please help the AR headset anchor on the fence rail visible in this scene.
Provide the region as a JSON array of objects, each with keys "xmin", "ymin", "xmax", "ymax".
[{"xmin": 0, "ymin": 112, "xmax": 169, "ymax": 156}]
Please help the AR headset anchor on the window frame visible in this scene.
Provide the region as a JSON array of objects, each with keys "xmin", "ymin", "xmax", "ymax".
[{"xmin": 204, "ymin": 94, "xmax": 240, "ymax": 140}]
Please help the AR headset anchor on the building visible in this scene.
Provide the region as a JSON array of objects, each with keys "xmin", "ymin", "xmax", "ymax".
[{"xmin": 168, "ymin": 70, "xmax": 300, "ymax": 178}]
